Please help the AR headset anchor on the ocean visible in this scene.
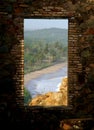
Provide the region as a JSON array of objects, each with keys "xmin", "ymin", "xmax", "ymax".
[{"xmin": 25, "ymin": 66, "xmax": 67, "ymax": 98}]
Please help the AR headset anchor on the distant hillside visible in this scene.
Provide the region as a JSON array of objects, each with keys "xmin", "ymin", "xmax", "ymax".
[
  {"xmin": 24, "ymin": 28, "xmax": 68, "ymax": 45},
  {"xmin": 24, "ymin": 28, "xmax": 68, "ymax": 74}
]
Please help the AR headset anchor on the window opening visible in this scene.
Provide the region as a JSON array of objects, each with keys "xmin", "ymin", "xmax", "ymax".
[{"xmin": 24, "ymin": 19, "xmax": 68, "ymax": 107}]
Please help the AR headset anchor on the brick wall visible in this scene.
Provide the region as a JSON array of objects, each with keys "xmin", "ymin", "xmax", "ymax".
[{"xmin": 0, "ymin": 0, "xmax": 94, "ymax": 129}]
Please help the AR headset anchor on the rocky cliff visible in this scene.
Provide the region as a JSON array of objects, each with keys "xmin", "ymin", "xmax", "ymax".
[{"xmin": 29, "ymin": 77, "xmax": 68, "ymax": 106}]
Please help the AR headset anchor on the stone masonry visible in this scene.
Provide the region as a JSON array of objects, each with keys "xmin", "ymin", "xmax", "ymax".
[{"xmin": 0, "ymin": 0, "xmax": 94, "ymax": 129}]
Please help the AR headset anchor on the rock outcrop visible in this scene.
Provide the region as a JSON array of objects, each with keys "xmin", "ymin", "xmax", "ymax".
[{"xmin": 29, "ymin": 77, "xmax": 68, "ymax": 106}]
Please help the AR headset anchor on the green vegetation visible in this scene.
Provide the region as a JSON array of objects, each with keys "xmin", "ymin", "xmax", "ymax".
[
  {"xmin": 24, "ymin": 28, "xmax": 68, "ymax": 74},
  {"xmin": 24, "ymin": 87, "xmax": 32, "ymax": 105},
  {"xmin": 24, "ymin": 28, "xmax": 68, "ymax": 45}
]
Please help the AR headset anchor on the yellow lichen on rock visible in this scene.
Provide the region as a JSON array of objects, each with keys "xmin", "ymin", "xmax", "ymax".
[{"xmin": 29, "ymin": 77, "xmax": 68, "ymax": 106}]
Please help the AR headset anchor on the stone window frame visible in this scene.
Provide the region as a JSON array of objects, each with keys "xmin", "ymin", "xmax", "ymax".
[
  {"xmin": 15, "ymin": 17, "xmax": 78, "ymax": 111},
  {"xmin": 13, "ymin": 4, "xmax": 79, "ymax": 113}
]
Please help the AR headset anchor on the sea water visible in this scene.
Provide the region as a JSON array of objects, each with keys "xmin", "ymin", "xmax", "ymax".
[{"xmin": 25, "ymin": 66, "xmax": 67, "ymax": 98}]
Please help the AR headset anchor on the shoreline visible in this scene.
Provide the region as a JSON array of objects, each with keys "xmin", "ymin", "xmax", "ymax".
[{"xmin": 24, "ymin": 62, "xmax": 67, "ymax": 85}]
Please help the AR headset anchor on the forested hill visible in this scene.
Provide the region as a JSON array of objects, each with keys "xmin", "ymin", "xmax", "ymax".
[
  {"xmin": 24, "ymin": 28, "xmax": 68, "ymax": 45},
  {"xmin": 24, "ymin": 28, "xmax": 68, "ymax": 74}
]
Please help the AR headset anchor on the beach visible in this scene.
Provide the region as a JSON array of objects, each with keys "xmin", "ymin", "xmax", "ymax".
[
  {"xmin": 24, "ymin": 62, "xmax": 67, "ymax": 98},
  {"xmin": 24, "ymin": 62, "xmax": 67, "ymax": 86}
]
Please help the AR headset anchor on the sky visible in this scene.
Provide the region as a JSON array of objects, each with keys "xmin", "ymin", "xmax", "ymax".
[{"xmin": 24, "ymin": 19, "xmax": 68, "ymax": 31}]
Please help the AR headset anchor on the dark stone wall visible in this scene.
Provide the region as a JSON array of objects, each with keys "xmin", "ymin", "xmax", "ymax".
[{"xmin": 0, "ymin": 0, "xmax": 94, "ymax": 129}]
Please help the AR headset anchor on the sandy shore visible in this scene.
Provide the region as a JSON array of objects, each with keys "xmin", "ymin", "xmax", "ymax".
[{"xmin": 24, "ymin": 62, "xmax": 67, "ymax": 85}]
